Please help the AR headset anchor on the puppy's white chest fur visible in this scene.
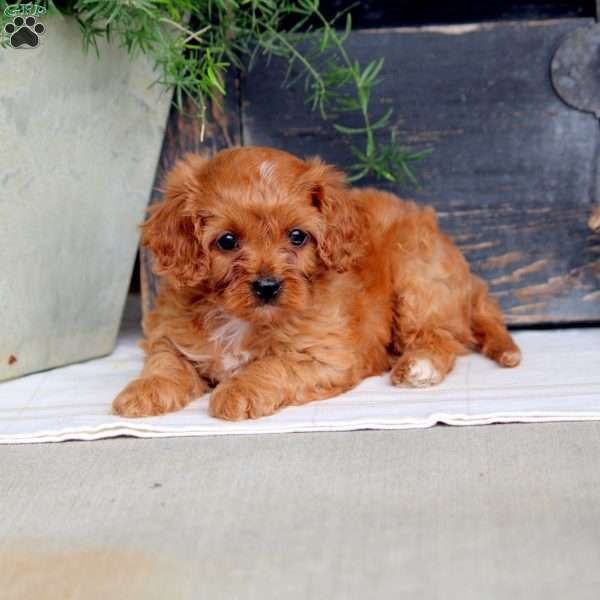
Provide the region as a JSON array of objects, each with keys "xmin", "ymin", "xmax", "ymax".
[
  {"xmin": 170, "ymin": 311, "xmax": 252, "ymax": 377},
  {"xmin": 209, "ymin": 312, "xmax": 251, "ymax": 374},
  {"xmin": 221, "ymin": 351, "xmax": 251, "ymax": 373}
]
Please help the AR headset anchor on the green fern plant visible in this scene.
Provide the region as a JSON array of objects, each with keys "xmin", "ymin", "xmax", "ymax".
[{"xmin": 2, "ymin": 0, "xmax": 430, "ymax": 184}]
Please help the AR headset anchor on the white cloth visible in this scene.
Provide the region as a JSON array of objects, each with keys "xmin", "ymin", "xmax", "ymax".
[{"xmin": 1, "ymin": 327, "xmax": 599, "ymax": 444}]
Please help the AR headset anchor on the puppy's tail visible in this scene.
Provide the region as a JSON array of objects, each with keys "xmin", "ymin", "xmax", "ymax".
[{"xmin": 469, "ymin": 276, "xmax": 521, "ymax": 368}]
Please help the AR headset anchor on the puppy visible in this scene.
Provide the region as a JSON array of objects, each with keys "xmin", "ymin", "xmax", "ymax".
[{"xmin": 113, "ymin": 147, "xmax": 520, "ymax": 420}]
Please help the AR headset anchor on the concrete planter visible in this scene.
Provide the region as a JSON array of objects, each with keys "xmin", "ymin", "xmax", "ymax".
[{"xmin": 0, "ymin": 15, "xmax": 172, "ymax": 381}]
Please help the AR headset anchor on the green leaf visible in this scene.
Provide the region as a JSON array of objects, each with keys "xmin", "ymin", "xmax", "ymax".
[
  {"xmin": 333, "ymin": 123, "xmax": 369, "ymax": 135},
  {"xmin": 359, "ymin": 58, "xmax": 384, "ymax": 86},
  {"xmin": 370, "ymin": 108, "xmax": 393, "ymax": 131}
]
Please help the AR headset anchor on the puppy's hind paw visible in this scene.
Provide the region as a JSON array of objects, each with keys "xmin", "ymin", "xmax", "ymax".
[
  {"xmin": 497, "ymin": 349, "xmax": 521, "ymax": 368},
  {"xmin": 391, "ymin": 356, "xmax": 444, "ymax": 388}
]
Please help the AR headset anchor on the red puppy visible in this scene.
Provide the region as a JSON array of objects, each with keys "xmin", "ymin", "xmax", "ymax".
[{"xmin": 113, "ymin": 147, "xmax": 520, "ymax": 420}]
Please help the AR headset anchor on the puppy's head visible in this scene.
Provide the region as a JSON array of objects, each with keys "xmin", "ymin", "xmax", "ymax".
[{"xmin": 143, "ymin": 147, "xmax": 364, "ymax": 322}]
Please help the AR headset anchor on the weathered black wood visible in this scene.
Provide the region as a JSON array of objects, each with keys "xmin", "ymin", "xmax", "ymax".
[
  {"xmin": 316, "ymin": 0, "xmax": 595, "ymax": 27},
  {"xmin": 140, "ymin": 75, "xmax": 242, "ymax": 316},
  {"xmin": 241, "ymin": 19, "xmax": 600, "ymax": 324}
]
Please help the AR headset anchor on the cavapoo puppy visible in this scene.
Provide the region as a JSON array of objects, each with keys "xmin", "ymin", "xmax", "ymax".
[{"xmin": 113, "ymin": 147, "xmax": 520, "ymax": 420}]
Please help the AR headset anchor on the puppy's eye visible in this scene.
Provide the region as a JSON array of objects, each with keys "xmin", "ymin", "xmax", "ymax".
[
  {"xmin": 288, "ymin": 228, "xmax": 309, "ymax": 247},
  {"xmin": 216, "ymin": 232, "xmax": 238, "ymax": 251}
]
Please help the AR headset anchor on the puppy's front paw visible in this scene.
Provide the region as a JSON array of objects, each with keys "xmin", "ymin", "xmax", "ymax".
[
  {"xmin": 391, "ymin": 355, "xmax": 444, "ymax": 388},
  {"xmin": 113, "ymin": 376, "xmax": 189, "ymax": 417},
  {"xmin": 209, "ymin": 381, "xmax": 276, "ymax": 421}
]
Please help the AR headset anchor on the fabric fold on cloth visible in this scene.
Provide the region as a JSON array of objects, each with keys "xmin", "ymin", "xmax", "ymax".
[{"xmin": 1, "ymin": 327, "xmax": 599, "ymax": 444}]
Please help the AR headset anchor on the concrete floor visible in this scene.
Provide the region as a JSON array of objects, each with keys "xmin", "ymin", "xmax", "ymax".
[{"xmin": 2, "ymin": 422, "xmax": 600, "ymax": 599}]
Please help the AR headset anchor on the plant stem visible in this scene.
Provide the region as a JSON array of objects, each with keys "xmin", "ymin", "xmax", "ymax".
[
  {"xmin": 312, "ymin": 8, "xmax": 375, "ymax": 157},
  {"xmin": 263, "ymin": 25, "xmax": 326, "ymax": 107}
]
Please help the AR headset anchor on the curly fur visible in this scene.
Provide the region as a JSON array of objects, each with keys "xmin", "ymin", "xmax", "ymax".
[{"xmin": 113, "ymin": 147, "xmax": 520, "ymax": 420}]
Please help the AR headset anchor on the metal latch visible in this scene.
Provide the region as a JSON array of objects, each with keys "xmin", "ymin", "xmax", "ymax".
[{"xmin": 551, "ymin": 23, "xmax": 600, "ymax": 118}]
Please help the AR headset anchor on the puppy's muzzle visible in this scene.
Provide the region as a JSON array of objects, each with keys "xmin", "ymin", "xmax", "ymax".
[{"xmin": 252, "ymin": 277, "xmax": 282, "ymax": 303}]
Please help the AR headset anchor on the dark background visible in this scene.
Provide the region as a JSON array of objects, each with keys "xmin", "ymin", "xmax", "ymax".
[{"xmin": 317, "ymin": 0, "xmax": 595, "ymax": 27}]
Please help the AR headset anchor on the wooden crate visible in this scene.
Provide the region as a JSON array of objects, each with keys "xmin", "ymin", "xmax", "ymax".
[{"xmin": 142, "ymin": 11, "xmax": 600, "ymax": 325}]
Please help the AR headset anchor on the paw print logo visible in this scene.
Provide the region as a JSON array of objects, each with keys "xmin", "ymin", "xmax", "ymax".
[{"xmin": 4, "ymin": 16, "xmax": 45, "ymax": 49}]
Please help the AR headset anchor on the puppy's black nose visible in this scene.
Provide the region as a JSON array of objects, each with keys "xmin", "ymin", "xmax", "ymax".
[{"xmin": 252, "ymin": 277, "xmax": 282, "ymax": 302}]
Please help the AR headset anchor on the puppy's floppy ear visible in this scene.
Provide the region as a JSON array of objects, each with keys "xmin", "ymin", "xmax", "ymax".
[
  {"xmin": 142, "ymin": 154, "xmax": 208, "ymax": 287},
  {"xmin": 300, "ymin": 158, "xmax": 365, "ymax": 272}
]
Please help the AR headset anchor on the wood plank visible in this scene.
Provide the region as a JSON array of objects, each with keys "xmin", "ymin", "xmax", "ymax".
[
  {"xmin": 317, "ymin": 0, "xmax": 596, "ymax": 28},
  {"xmin": 241, "ymin": 19, "xmax": 600, "ymax": 324}
]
